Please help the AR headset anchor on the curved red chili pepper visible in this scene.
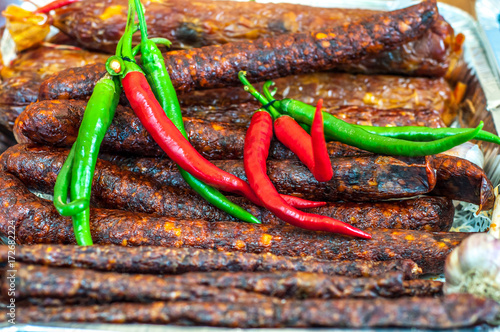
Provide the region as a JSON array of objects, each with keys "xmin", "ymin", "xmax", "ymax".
[
  {"xmin": 123, "ymin": 71, "xmax": 321, "ymax": 208},
  {"xmin": 122, "ymin": 71, "xmax": 266, "ymax": 206},
  {"xmin": 282, "ymin": 195, "xmax": 326, "ymax": 208},
  {"xmin": 244, "ymin": 110, "xmax": 371, "ymax": 239},
  {"xmin": 274, "ymin": 105, "xmax": 332, "ymax": 182},
  {"xmin": 311, "ymin": 99, "xmax": 334, "ymax": 182},
  {"xmin": 35, "ymin": 0, "xmax": 81, "ymax": 13},
  {"xmin": 274, "ymin": 115, "xmax": 315, "ymax": 171}
]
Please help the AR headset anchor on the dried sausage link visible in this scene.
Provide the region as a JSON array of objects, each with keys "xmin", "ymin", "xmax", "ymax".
[
  {"xmin": 9, "ymin": 264, "xmax": 418, "ymax": 301},
  {"xmin": 39, "ymin": 1, "xmax": 438, "ymax": 100},
  {"xmin": 2, "ymin": 144, "xmax": 438, "ymax": 205},
  {"xmin": 14, "ymin": 294, "xmax": 499, "ymax": 328},
  {"xmin": 53, "ymin": 0, "xmax": 456, "ymax": 78},
  {"xmin": 0, "ymin": 245, "xmax": 423, "ymax": 279},
  {"xmin": 0, "ymin": 171, "xmax": 467, "ymax": 274}
]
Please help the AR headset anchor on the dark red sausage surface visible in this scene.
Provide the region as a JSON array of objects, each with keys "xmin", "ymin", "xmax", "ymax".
[
  {"xmin": 2, "ymin": 144, "xmax": 438, "ymax": 204},
  {"xmin": 53, "ymin": 0, "xmax": 457, "ymax": 77},
  {"xmin": 39, "ymin": 1, "xmax": 438, "ymax": 100},
  {"xmin": 13, "ymin": 294, "xmax": 499, "ymax": 328},
  {"xmin": 10, "ymin": 264, "xmax": 417, "ymax": 301},
  {"xmin": 0, "ymin": 245, "xmax": 423, "ymax": 279},
  {"xmin": 0, "ymin": 171, "xmax": 467, "ymax": 274}
]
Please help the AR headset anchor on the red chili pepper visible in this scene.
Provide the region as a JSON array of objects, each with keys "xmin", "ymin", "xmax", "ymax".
[
  {"xmin": 274, "ymin": 103, "xmax": 333, "ymax": 182},
  {"xmin": 122, "ymin": 71, "xmax": 267, "ymax": 206},
  {"xmin": 274, "ymin": 115, "xmax": 315, "ymax": 171},
  {"xmin": 282, "ymin": 196, "xmax": 326, "ymax": 208},
  {"xmin": 244, "ymin": 110, "xmax": 371, "ymax": 239},
  {"xmin": 34, "ymin": 0, "xmax": 81, "ymax": 13},
  {"xmin": 121, "ymin": 69, "xmax": 319, "ymax": 208},
  {"xmin": 311, "ymin": 99, "xmax": 334, "ymax": 182}
]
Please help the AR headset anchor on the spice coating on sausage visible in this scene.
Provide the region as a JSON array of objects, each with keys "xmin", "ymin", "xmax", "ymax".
[
  {"xmin": 15, "ymin": 99, "xmax": 364, "ymax": 159},
  {"xmin": 0, "ymin": 171, "xmax": 466, "ymax": 273},
  {"xmin": 39, "ymin": 1, "xmax": 438, "ymax": 100},
  {"xmin": 14, "ymin": 98, "xmax": 451, "ymax": 161},
  {"xmin": 9, "ymin": 264, "xmax": 414, "ymax": 301},
  {"xmin": 181, "ymin": 72, "xmax": 455, "ymax": 124},
  {"xmin": 1, "ymin": 144, "xmax": 453, "ymax": 230},
  {"xmin": 7, "ymin": 264, "xmax": 276, "ymax": 304},
  {"xmin": 2, "ymin": 144, "xmax": 437, "ymax": 204},
  {"xmin": 16, "ymin": 98, "xmax": 448, "ymax": 162},
  {"xmin": 402, "ymin": 279, "xmax": 443, "ymax": 297},
  {"xmin": 38, "ymin": 70, "xmax": 456, "ymax": 125},
  {"xmin": 109, "ymin": 153, "xmax": 492, "ymax": 210},
  {"xmin": 0, "ymin": 76, "xmax": 41, "ymax": 131},
  {"xmin": 0, "ymin": 245, "xmax": 422, "ymax": 279},
  {"xmin": 107, "ymin": 153, "xmax": 437, "ymax": 201},
  {"xmin": 14, "ymin": 294, "xmax": 500, "ymax": 328},
  {"xmin": 0, "ymin": 145, "xmax": 263, "ymax": 223},
  {"xmin": 53, "ymin": 0, "xmax": 456, "ymax": 77},
  {"xmin": 0, "ymin": 47, "xmax": 107, "ymax": 131},
  {"xmin": 31, "ymin": 97, "xmax": 445, "ymax": 128},
  {"xmin": 185, "ymin": 104, "xmax": 446, "ymax": 128}
]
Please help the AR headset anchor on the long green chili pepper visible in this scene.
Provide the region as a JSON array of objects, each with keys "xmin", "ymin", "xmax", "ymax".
[
  {"xmin": 53, "ymin": 145, "xmax": 84, "ymax": 216},
  {"xmin": 53, "ymin": 4, "xmax": 131, "ymax": 246},
  {"xmin": 54, "ymin": 74, "xmax": 121, "ymax": 246},
  {"xmin": 133, "ymin": 0, "xmax": 259, "ymax": 224},
  {"xmin": 71, "ymin": 76, "xmax": 121, "ymax": 201},
  {"xmin": 261, "ymin": 83, "xmax": 500, "ymax": 146},
  {"xmin": 261, "ymin": 81, "xmax": 499, "ymax": 148},
  {"xmin": 352, "ymin": 125, "xmax": 500, "ymax": 145},
  {"xmin": 73, "ymin": 74, "xmax": 121, "ymax": 244},
  {"xmin": 279, "ymin": 99, "xmax": 484, "ymax": 157}
]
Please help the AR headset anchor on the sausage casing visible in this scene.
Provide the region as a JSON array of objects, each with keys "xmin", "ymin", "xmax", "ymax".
[
  {"xmin": 38, "ymin": 2, "xmax": 438, "ymax": 100},
  {"xmin": 0, "ymin": 245, "xmax": 423, "ymax": 279},
  {"xmin": 13, "ymin": 294, "xmax": 499, "ymax": 328},
  {"xmin": 0, "ymin": 171, "xmax": 467, "ymax": 274},
  {"xmin": 53, "ymin": 0, "xmax": 458, "ymax": 77}
]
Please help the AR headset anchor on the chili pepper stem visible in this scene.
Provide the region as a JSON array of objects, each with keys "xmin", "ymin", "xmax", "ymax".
[
  {"xmin": 239, "ymin": 71, "xmax": 281, "ymax": 119},
  {"xmin": 262, "ymin": 81, "xmax": 282, "ymax": 112}
]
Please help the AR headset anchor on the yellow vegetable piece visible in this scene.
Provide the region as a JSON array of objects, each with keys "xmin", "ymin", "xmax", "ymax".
[{"xmin": 2, "ymin": 5, "xmax": 50, "ymax": 52}]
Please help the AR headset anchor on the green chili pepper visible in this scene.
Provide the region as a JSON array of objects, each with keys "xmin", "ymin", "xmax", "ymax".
[
  {"xmin": 53, "ymin": 0, "xmax": 131, "ymax": 246},
  {"xmin": 73, "ymin": 74, "xmax": 121, "ymax": 245},
  {"xmin": 53, "ymin": 145, "xmax": 86, "ymax": 216},
  {"xmin": 279, "ymin": 99, "xmax": 484, "ymax": 157},
  {"xmin": 53, "ymin": 74, "xmax": 121, "ymax": 246},
  {"xmin": 261, "ymin": 83, "xmax": 499, "ymax": 146},
  {"xmin": 260, "ymin": 81, "xmax": 500, "ymax": 148},
  {"xmin": 352, "ymin": 125, "xmax": 500, "ymax": 145},
  {"xmin": 133, "ymin": 0, "xmax": 260, "ymax": 224},
  {"xmin": 53, "ymin": 4, "xmax": 132, "ymax": 246}
]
